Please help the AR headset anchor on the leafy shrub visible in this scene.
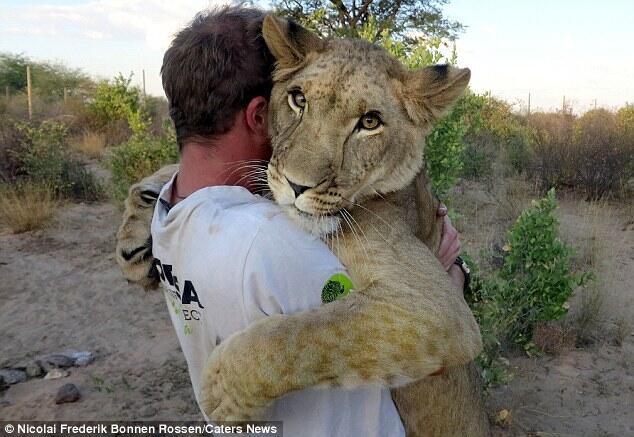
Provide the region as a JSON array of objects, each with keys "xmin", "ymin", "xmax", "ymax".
[
  {"xmin": 0, "ymin": 117, "xmax": 29, "ymax": 180},
  {"xmin": 18, "ymin": 121, "xmax": 70, "ymax": 184},
  {"xmin": 498, "ymin": 189, "xmax": 591, "ymax": 347},
  {"xmin": 461, "ymin": 96, "xmax": 534, "ymax": 179},
  {"xmin": 88, "ymin": 74, "xmax": 150, "ymax": 138},
  {"xmin": 2, "ymin": 120, "xmax": 102, "ymax": 201},
  {"xmin": 504, "ymin": 129, "xmax": 533, "ymax": 173},
  {"xmin": 107, "ymin": 133, "xmax": 178, "ymax": 201},
  {"xmin": 461, "ymin": 133, "xmax": 493, "ymax": 179},
  {"xmin": 425, "ymin": 93, "xmax": 486, "ymax": 194},
  {"xmin": 462, "ymin": 254, "xmax": 512, "ymax": 388},
  {"xmin": 464, "ymin": 189, "xmax": 591, "ymax": 386}
]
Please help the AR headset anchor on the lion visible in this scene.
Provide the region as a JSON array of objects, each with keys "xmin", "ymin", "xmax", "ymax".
[{"xmin": 115, "ymin": 15, "xmax": 489, "ymax": 437}]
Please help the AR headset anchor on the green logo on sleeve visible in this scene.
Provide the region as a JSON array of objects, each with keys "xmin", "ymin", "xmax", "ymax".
[{"xmin": 321, "ymin": 273, "xmax": 355, "ymax": 304}]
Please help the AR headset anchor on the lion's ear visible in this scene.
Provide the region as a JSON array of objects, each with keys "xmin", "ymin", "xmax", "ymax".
[
  {"xmin": 403, "ymin": 65, "xmax": 471, "ymax": 124},
  {"xmin": 262, "ymin": 14, "xmax": 325, "ymax": 69}
]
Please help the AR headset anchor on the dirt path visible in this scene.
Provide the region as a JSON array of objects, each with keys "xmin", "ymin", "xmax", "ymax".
[
  {"xmin": 0, "ymin": 202, "xmax": 201, "ymax": 420},
  {"xmin": 488, "ymin": 342, "xmax": 634, "ymax": 436}
]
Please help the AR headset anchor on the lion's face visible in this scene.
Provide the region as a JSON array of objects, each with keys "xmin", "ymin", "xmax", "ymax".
[
  {"xmin": 267, "ymin": 41, "xmax": 425, "ymax": 235},
  {"xmin": 262, "ymin": 16, "xmax": 470, "ymax": 236}
]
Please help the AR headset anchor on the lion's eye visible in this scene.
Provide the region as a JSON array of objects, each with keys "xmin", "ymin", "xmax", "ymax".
[
  {"xmin": 288, "ymin": 90, "xmax": 307, "ymax": 111},
  {"xmin": 358, "ymin": 112, "xmax": 383, "ymax": 130}
]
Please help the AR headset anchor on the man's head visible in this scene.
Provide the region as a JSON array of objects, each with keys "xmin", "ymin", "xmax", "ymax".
[{"xmin": 162, "ymin": 6, "xmax": 274, "ymax": 149}]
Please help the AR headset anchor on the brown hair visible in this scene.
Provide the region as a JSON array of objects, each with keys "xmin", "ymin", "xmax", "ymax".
[{"xmin": 161, "ymin": 6, "xmax": 274, "ymax": 148}]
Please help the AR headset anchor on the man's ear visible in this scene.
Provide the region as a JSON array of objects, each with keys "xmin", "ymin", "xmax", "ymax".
[
  {"xmin": 402, "ymin": 65, "xmax": 471, "ymax": 125},
  {"xmin": 244, "ymin": 96, "xmax": 268, "ymax": 137},
  {"xmin": 262, "ymin": 14, "xmax": 325, "ymax": 69}
]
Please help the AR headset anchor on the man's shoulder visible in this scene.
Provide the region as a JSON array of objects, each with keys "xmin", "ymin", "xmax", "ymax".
[
  {"xmin": 171, "ymin": 187, "xmax": 309, "ymax": 239},
  {"xmin": 187, "ymin": 191, "xmax": 293, "ymax": 238}
]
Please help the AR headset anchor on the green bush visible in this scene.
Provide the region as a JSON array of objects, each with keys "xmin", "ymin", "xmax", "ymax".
[
  {"xmin": 462, "ymin": 253, "xmax": 512, "ymax": 388},
  {"xmin": 6, "ymin": 120, "xmax": 102, "ymax": 201},
  {"xmin": 460, "ymin": 95, "xmax": 534, "ymax": 179},
  {"xmin": 89, "ymin": 74, "xmax": 150, "ymax": 137},
  {"xmin": 499, "ymin": 189, "xmax": 591, "ymax": 346},
  {"xmin": 504, "ymin": 130, "xmax": 533, "ymax": 174},
  {"xmin": 464, "ymin": 189, "xmax": 591, "ymax": 386},
  {"xmin": 460, "ymin": 134, "xmax": 493, "ymax": 179},
  {"xmin": 425, "ymin": 93, "xmax": 486, "ymax": 195},
  {"xmin": 108, "ymin": 133, "xmax": 178, "ymax": 201}
]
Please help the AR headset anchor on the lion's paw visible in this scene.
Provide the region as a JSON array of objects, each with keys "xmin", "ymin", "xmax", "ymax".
[
  {"xmin": 115, "ymin": 164, "xmax": 178, "ymax": 290},
  {"xmin": 201, "ymin": 343, "xmax": 268, "ymax": 422}
]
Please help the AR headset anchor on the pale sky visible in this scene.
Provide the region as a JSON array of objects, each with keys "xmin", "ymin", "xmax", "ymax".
[{"xmin": 1, "ymin": 0, "xmax": 633, "ymax": 113}]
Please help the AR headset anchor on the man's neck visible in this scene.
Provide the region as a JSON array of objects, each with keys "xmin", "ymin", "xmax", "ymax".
[{"xmin": 172, "ymin": 131, "xmax": 269, "ymax": 204}]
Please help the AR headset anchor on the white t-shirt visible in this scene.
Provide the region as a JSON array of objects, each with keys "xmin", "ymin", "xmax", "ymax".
[{"xmin": 151, "ymin": 175, "xmax": 405, "ymax": 437}]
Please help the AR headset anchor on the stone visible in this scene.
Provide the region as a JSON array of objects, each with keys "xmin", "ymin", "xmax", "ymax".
[
  {"xmin": 139, "ymin": 405, "xmax": 157, "ymax": 418},
  {"xmin": 494, "ymin": 409, "xmax": 512, "ymax": 427},
  {"xmin": 0, "ymin": 369, "xmax": 27, "ymax": 384},
  {"xmin": 43, "ymin": 354, "xmax": 74, "ymax": 368},
  {"xmin": 161, "ymin": 382, "xmax": 173, "ymax": 396},
  {"xmin": 44, "ymin": 369, "xmax": 70, "ymax": 380},
  {"xmin": 25, "ymin": 361, "xmax": 44, "ymax": 378},
  {"xmin": 55, "ymin": 383, "xmax": 81, "ymax": 404},
  {"xmin": 70, "ymin": 351, "xmax": 94, "ymax": 367}
]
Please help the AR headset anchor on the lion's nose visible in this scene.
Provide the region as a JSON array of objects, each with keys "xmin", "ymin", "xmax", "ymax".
[{"xmin": 287, "ymin": 178, "xmax": 312, "ymax": 198}]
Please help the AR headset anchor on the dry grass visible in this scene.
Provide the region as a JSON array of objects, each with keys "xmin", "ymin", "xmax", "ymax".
[
  {"xmin": 613, "ymin": 316, "xmax": 632, "ymax": 346},
  {"xmin": 620, "ymin": 190, "xmax": 634, "ymax": 230},
  {"xmin": 533, "ymin": 322, "xmax": 577, "ymax": 354},
  {"xmin": 69, "ymin": 130, "xmax": 106, "ymax": 158},
  {"xmin": 559, "ymin": 199, "xmax": 633, "ymax": 345},
  {"xmin": 559, "ymin": 201, "xmax": 609, "ymax": 343},
  {"xmin": 574, "ymin": 285, "xmax": 606, "ymax": 344},
  {"xmin": 0, "ymin": 182, "xmax": 58, "ymax": 233},
  {"xmin": 572, "ymin": 200, "xmax": 610, "ymax": 270},
  {"xmin": 490, "ymin": 177, "xmax": 537, "ymax": 224}
]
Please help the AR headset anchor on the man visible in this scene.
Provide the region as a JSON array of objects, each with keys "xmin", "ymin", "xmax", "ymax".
[{"xmin": 152, "ymin": 6, "xmax": 466, "ymax": 436}]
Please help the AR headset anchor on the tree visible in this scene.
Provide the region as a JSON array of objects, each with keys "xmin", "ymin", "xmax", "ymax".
[
  {"xmin": 0, "ymin": 53, "xmax": 29, "ymax": 91},
  {"xmin": 273, "ymin": 0, "xmax": 462, "ymax": 48},
  {"xmin": 0, "ymin": 52, "xmax": 92, "ymax": 99}
]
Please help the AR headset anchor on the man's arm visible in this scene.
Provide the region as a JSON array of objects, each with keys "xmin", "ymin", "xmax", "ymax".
[{"xmin": 435, "ymin": 207, "xmax": 467, "ymax": 290}]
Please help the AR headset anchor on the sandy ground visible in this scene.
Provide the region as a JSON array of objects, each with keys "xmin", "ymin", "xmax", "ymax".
[
  {"xmin": 1, "ymin": 183, "xmax": 633, "ymax": 435},
  {"xmin": 0, "ymin": 202, "xmax": 201, "ymax": 421}
]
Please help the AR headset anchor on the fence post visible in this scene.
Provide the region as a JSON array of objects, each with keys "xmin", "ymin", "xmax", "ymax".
[
  {"xmin": 27, "ymin": 65, "xmax": 33, "ymax": 120},
  {"xmin": 63, "ymin": 87, "xmax": 68, "ymax": 103},
  {"xmin": 5, "ymin": 85, "xmax": 9, "ymax": 103},
  {"xmin": 142, "ymin": 69, "xmax": 146, "ymax": 99}
]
